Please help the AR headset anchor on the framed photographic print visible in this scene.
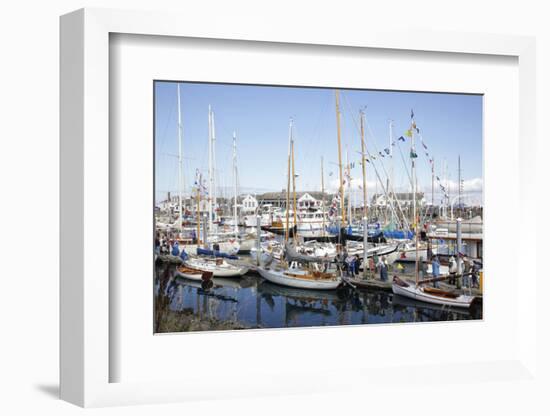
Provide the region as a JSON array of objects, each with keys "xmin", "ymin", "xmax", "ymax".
[
  {"xmin": 153, "ymin": 81, "xmax": 484, "ymax": 334},
  {"xmin": 60, "ymin": 7, "xmax": 537, "ymax": 408}
]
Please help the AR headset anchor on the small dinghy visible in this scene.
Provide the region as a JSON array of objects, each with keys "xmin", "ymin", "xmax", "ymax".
[
  {"xmin": 184, "ymin": 256, "xmax": 249, "ymax": 278},
  {"xmin": 391, "ymin": 276, "xmax": 475, "ymax": 308},
  {"xmin": 175, "ymin": 264, "xmax": 210, "ymax": 281}
]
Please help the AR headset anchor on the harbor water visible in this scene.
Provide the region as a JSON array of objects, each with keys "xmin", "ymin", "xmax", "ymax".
[{"xmin": 154, "ymin": 262, "xmax": 482, "ymax": 333}]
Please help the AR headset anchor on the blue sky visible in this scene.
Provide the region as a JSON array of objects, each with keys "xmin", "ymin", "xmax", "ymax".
[{"xmin": 155, "ymin": 82, "xmax": 483, "ymax": 205}]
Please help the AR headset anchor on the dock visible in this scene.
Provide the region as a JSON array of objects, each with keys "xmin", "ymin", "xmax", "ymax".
[{"xmin": 157, "ymin": 254, "xmax": 482, "ymax": 299}]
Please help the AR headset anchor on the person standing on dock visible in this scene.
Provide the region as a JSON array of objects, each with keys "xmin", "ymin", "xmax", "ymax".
[
  {"xmin": 342, "ymin": 246, "xmax": 349, "ymax": 276},
  {"xmin": 335, "ymin": 245, "xmax": 344, "ymax": 276},
  {"xmin": 155, "ymin": 236, "xmax": 160, "ymax": 255},
  {"xmin": 368, "ymin": 256, "xmax": 376, "ymax": 276},
  {"xmin": 323, "ymin": 253, "xmax": 329, "ymax": 273},
  {"xmin": 449, "ymin": 256, "xmax": 457, "ymax": 285},
  {"xmin": 431, "ymin": 255, "xmax": 440, "ymax": 288},
  {"xmin": 171, "ymin": 241, "xmax": 180, "ymax": 257},
  {"xmin": 471, "ymin": 260, "xmax": 481, "ymax": 288},
  {"xmin": 378, "ymin": 256, "xmax": 388, "ymax": 281},
  {"xmin": 461, "ymin": 255, "xmax": 471, "ymax": 288},
  {"xmin": 347, "ymin": 256, "xmax": 355, "ymax": 277},
  {"xmin": 418, "ymin": 255, "xmax": 425, "ymax": 280}
]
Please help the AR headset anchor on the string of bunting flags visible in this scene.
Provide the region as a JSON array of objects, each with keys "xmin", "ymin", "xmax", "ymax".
[{"xmin": 326, "ymin": 110, "xmax": 449, "ymax": 199}]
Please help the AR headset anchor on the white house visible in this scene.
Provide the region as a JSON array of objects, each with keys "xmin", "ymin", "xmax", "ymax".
[
  {"xmin": 241, "ymin": 194, "xmax": 258, "ymax": 213},
  {"xmin": 297, "ymin": 192, "xmax": 321, "ymax": 210},
  {"xmin": 372, "ymin": 192, "xmax": 425, "ymax": 208}
]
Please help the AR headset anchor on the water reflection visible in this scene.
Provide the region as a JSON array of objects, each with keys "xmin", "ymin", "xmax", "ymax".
[{"xmin": 154, "ymin": 263, "xmax": 482, "ymax": 333}]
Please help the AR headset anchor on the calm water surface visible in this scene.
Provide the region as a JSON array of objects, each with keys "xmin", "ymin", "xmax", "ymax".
[{"xmin": 154, "ymin": 262, "xmax": 482, "ymax": 332}]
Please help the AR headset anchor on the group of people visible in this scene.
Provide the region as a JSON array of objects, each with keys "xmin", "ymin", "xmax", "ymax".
[
  {"xmin": 429, "ymin": 254, "xmax": 481, "ymax": 289},
  {"xmin": 334, "ymin": 246, "xmax": 390, "ymax": 281},
  {"xmin": 334, "ymin": 248, "xmax": 361, "ymax": 277},
  {"xmin": 155, "ymin": 233, "xmax": 181, "ymax": 256}
]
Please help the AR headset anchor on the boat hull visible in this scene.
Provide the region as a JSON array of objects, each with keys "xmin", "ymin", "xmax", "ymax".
[
  {"xmin": 175, "ymin": 268, "xmax": 204, "ymax": 281},
  {"xmin": 391, "ymin": 279, "xmax": 475, "ymax": 308},
  {"xmin": 184, "ymin": 258, "xmax": 249, "ymax": 277},
  {"xmin": 257, "ymin": 267, "xmax": 341, "ymax": 290}
]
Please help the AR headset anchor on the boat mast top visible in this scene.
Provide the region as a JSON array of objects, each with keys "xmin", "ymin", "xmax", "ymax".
[{"xmin": 285, "ymin": 118, "xmax": 293, "ymax": 243}]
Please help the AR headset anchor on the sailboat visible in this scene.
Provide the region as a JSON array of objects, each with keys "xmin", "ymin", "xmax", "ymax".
[
  {"xmin": 200, "ymin": 112, "xmax": 257, "ymax": 255},
  {"xmin": 257, "ymin": 118, "xmax": 342, "ymax": 290},
  {"xmin": 391, "ymin": 110, "xmax": 475, "ymax": 308},
  {"xmin": 257, "ymin": 261, "xmax": 341, "ymax": 290}
]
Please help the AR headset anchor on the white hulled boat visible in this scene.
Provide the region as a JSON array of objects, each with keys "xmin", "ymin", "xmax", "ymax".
[
  {"xmin": 392, "ymin": 276, "xmax": 475, "ymax": 308},
  {"xmin": 258, "ymin": 261, "xmax": 341, "ymax": 290},
  {"xmin": 183, "ymin": 256, "xmax": 249, "ymax": 277}
]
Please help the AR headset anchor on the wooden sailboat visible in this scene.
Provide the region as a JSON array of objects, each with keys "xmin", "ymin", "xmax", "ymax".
[
  {"xmin": 392, "ymin": 276, "xmax": 474, "ymax": 308},
  {"xmin": 257, "ymin": 117, "xmax": 342, "ymax": 290},
  {"xmin": 391, "ymin": 110, "xmax": 475, "ymax": 308},
  {"xmin": 188, "ymin": 173, "xmax": 244, "ymax": 278},
  {"xmin": 257, "ymin": 262, "xmax": 341, "ymax": 290},
  {"xmin": 175, "ymin": 264, "xmax": 208, "ymax": 281}
]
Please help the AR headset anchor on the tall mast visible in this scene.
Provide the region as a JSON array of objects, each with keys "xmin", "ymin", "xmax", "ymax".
[
  {"xmin": 285, "ymin": 119, "xmax": 293, "ymax": 243},
  {"xmin": 232, "ymin": 131, "xmax": 238, "ymax": 238},
  {"xmin": 411, "ymin": 110, "xmax": 419, "ymax": 285},
  {"xmin": 446, "ymin": 158, "xmax": 450, "ymax": 219},
  {"xmin": 458, "ymin": 155, "xmax": 462, "ymax": 218},
  {"xmin": 207, "ymin": 105, "xmax": 213, "ymax": 233},
  {"xmin": 444, "ymin": 159, "xmax": 447, "ymax": 218},
  {"xmin": 360, "ymin": 110, "xmax": 368, "ymax": 277},
  {"xmin": 389, "ymin": 120, "xmax": 394, "ymax": 226},
  {"xmin": 196, "ymin": 174, "xmax": 201, "ymax": 245},
  {"xmin": 431, "ymin": 157, "xmax": 435, "ymax": 213},
  {"xmin": 177, "ymin": 84, "xmax": 184, "ymax": 235},
  {"xmin": 335, "ymin": 90, "xmax": 346, "ymax": 227},
  {"xmin": 212, "ymin": 108, "xmax": 217, "ymax": 224},
  {"xmin": 360, "ymin": 111, "xmax": 368, "ymax": 220},
  {"xmin": 346, "ymin": 147, "xmax": 351, "ymax": 224},
  {"xmin": 291, "ymin": 130, "xmax": 298, "ymax": 244},
  {"xmin": 321, "ymin": 156, "xmax": 326, "ymax": 236}
]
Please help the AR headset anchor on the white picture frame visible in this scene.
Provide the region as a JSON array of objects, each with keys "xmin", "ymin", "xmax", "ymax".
[{"xmin": 60, "ymin": 8, "xmax": 537, "ymax": 408}]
